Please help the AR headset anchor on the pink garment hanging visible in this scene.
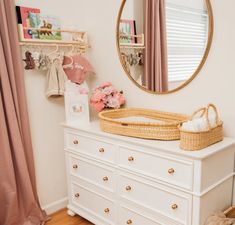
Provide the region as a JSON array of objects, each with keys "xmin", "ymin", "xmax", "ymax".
[{"xmin": 63, "ymin": 55, "xmax": 95, "ymax": 84}]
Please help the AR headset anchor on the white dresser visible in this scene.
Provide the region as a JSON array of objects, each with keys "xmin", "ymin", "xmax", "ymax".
[{"xmin": 63, "ymin": 122, "xmax": 235, "ymax": 225}]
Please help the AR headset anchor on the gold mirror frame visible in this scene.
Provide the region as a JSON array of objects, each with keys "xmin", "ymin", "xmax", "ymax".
[{"xmin": 116, "ymin": 0, "xmax": 214, "ymax": 95}]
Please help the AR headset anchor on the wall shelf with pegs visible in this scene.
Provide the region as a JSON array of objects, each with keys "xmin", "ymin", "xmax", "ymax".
[{"xmin": 18, "ymin": 24, "xmax": 91, "ymax": 53}]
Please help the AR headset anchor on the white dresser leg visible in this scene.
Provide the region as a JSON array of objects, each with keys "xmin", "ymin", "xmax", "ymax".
[{"xmin": 67, "ymin": 209, "xmax": 76, "ymax": 217}]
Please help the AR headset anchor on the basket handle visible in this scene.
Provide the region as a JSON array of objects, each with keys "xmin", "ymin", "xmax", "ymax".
[
  {"xmin": 190, "ymin": 107, "xmax": 207, "ymax": 121},
  {"xmin": 206, "ymin": 103, "xmax": 220, "ymax": 130}
]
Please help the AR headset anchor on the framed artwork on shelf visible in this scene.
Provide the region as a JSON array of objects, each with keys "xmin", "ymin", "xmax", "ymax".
[
  {"xmin": 119, "ymin": 19, "xmax": 136, "ymax": 44},
  {"xmin": 64, "ymin": 81, "xmax": 90, "ymax": 126}
]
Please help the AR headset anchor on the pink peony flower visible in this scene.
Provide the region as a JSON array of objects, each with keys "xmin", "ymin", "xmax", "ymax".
[
  {"xmin": 90, "ymin": 90, "xmax": 106, "ymax": 102},
  {"xmin": 113, "ymin": 92, "xmax": 125, "ymax": 105},
  {"xmin": 90, "ymin": 82, "xmax": 125, "ymax": 112},
  {"xmin": 90, "ymin": 101, "xmax": 105, "ymax": 112},
  {"xmin": 106, "ymin": 96, "xmax": 120, "ymax": 109},
  {"xmin": 102, "ymin": 86, "xmax": 116, "ymax": 95}
]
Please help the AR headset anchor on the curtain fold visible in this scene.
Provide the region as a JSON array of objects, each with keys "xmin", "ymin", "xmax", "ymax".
[
  {"xmin": 143, "ymin": 0, "xmax": 169, "ymax": 92},
  {"xmin": 0, "ymin": 0, "xmax": 47, "ymax": 224}
]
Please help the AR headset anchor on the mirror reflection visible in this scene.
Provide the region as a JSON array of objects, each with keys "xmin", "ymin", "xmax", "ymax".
[{"xmin": 118, "ymin": 0, "xmax": 211, "ymax": 93}]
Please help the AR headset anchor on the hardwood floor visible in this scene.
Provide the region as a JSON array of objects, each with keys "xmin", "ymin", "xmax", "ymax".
[{"xmin": 46, "ymin": 209, "xmax": 93, "ymax": 225}]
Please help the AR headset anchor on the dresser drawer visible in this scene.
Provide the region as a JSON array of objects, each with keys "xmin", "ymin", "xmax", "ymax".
[
  {"xmin": 71, "ymin": 182, "xmax": 115, "ymax": 224},
  {"xmin": 119, "ymin": 175, "xmax": 191, "ymax": 224},
  {"xmin": 119, "ymin": 146, "xmax": 193, "ymax": 190},
  {"xmin": 119, "ymin": 206, "xmax": 161, "ymax": 225},
  {"xmin": 65, "ymin": 131, "xmax": 116, "ymax": 163},
  {"xmin": 69, "ymin": 154, "xmax": 115, "ymax": 192}
]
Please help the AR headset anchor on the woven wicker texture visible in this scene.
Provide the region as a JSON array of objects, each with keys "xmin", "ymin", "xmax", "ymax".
[
  {"xmin": 224, "ymin": 206, "xmax": 235, "ymax": 218},
  {"xmin": 179, "ymin": 104, "xmax": 223, "ymax": 151},
  {"xmin": 99, "ymin": 108, "xmax": 188, "ymax": 140}
]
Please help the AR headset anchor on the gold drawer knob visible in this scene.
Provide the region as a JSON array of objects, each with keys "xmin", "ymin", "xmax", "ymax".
[
  {"xmin": 168, "ymin": 168, "xmax": 175, "ymax": 174},
  {"xmin": 103, "ymin": 176, "xmax": 109, "ymax": 182},
  {"xmin": 73, "ymin": 164, "xmax": 78, "ymax": 169},
  {"xmin": 99, "ymin": 148, "xmax": 105, "ymax": 153},
  {"xmin": 126, "ymin": 186, "xmax": 132, "ymax": 191},
  {"xmin": 172, "ymin": 204, "xmax": 178, "ymax": 210},
  {"xmin": 75, "ymin": 193, "xmax": 80, "ymax": 198},
  {"xmin": 128, "ymin": 156, "xmax": 134, "ymax": 162},
  {"xmin": 127, "ymin": 219, "xmax": 132, "ymax": 224},
  {"xmin": 104, "ymin": 208, "xmax": 110, "ymax": 213},
  {"xmin": 73, "ymin": 140, "xmax": 79, "ymax": 145}
]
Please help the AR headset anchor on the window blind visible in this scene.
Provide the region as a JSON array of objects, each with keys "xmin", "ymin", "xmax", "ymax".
[{"xmin": 166, "ymin": 3, "xmax": 208, "ymax": 82}]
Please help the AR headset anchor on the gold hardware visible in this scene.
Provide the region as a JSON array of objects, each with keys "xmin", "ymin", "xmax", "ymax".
[
  {"xmin": 126, "ymin": 186, "xmax": 132, "ymax": 191},
  {"xmin": 104, "ymin": 208, "xmax": 110, "ymax": 213},
  {"xmin": 73, "ymin": 164, "xmax": 78, "ymax": 169},
  {"xmin": 73, "ymin": 140, "xmax": 79, "ymax": 145},
  {"xmin": 75, "ymin": 193, "xmax": 80, "ymax": 198},
  {"xmin": 126, "ymin": 219, "xmax": 132, "ymax": 224},
  {"xmin": 168, "ymin": 168, "xmax": 175, "ymax": 174},
  {"xmin": 171, "ymin": 204, "xmax": 178, "ymax": 210},
  {"xmin": 103, "ymin": 176, "xmax": 109, "ymax": 182},
  {"xmin": 128, "ymin": 156, "xmax": 134, "ymax": 162},
  {"xmin": 99, "ymin": 148, "xmax": 105, "ymax": 153}
]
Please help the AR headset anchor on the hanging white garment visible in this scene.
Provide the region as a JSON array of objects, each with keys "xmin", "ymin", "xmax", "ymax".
[{"xmin": 46, "ymin": 55, "xmax": 68, "ymax": 98}]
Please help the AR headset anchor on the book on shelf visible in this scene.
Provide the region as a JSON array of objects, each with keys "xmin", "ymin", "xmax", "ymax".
[
  {"xmin": 16, "ymin": 6, "xmax": 62, "ymax": 41},
  {"xmin": 16, "ymin": 6, "xmax": 41, "ymax": 39},
  {"xmin": 119, "ymin": 19, "xmax": 137, "ymax": 44},
  {"xmin": 38, "ymin": 15, "xmax": 62, "ymax": 40}
]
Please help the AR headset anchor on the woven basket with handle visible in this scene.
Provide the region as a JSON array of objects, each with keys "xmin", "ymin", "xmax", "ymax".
[{"xmin": 179, "ymin": 104, "xmax": 223, "ymax": 151}]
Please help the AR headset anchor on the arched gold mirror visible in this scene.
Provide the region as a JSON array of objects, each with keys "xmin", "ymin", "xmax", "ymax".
[{"xmin": 117, "ymin": 0, "xmax": 213, "ymax": 94}]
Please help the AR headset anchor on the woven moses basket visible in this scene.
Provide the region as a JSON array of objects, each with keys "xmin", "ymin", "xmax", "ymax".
[
  {"xmin": 179, "ymin": 104, "xmax": 223, "ymax": 151},
  {"xmin": 99, "ymin": 108, "xmax": 188, "ymax": 140}
]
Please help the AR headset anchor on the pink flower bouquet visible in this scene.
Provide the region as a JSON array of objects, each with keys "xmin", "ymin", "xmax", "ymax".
[{"xmin": 90, "ymin": 82, "xmax": 125, "ymax": 112}]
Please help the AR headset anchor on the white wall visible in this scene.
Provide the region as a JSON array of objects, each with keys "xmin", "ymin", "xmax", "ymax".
[
  {"xmin": 15, "ymin": 0, "xmax": 235, "ymax": 213},
  {"xmin": 121, "ymin": 0, "xmax": 135, "ymax": 20},
  {"xmin": 134, "ymin": 0, "xmax": 144, "ymax": 34}
]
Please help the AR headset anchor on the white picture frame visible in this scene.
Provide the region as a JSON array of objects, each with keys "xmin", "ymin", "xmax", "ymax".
[{"xmin": 64, "ymin": 91, "xmax": 90, "ymax": 126}]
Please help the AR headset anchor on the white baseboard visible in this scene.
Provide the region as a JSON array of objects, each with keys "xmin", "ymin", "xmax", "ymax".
[{"xmin": 42, "ymin": 197, "xmax": 68, "ymax": 214}]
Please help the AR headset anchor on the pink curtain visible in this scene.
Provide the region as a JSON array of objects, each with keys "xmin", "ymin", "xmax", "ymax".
[
  {"xmin": 0, "ymin": 0, "xmax": 47, "ymax": 224},
  {"xmin": 143, "ymin": 0, "xmax": 168, "ymax": 92}
]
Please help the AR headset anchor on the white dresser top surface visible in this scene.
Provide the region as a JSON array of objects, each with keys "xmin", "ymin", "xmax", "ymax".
[{"xmin": 63, "ymin": 121, "xmax": 235, "ymax": 160}]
